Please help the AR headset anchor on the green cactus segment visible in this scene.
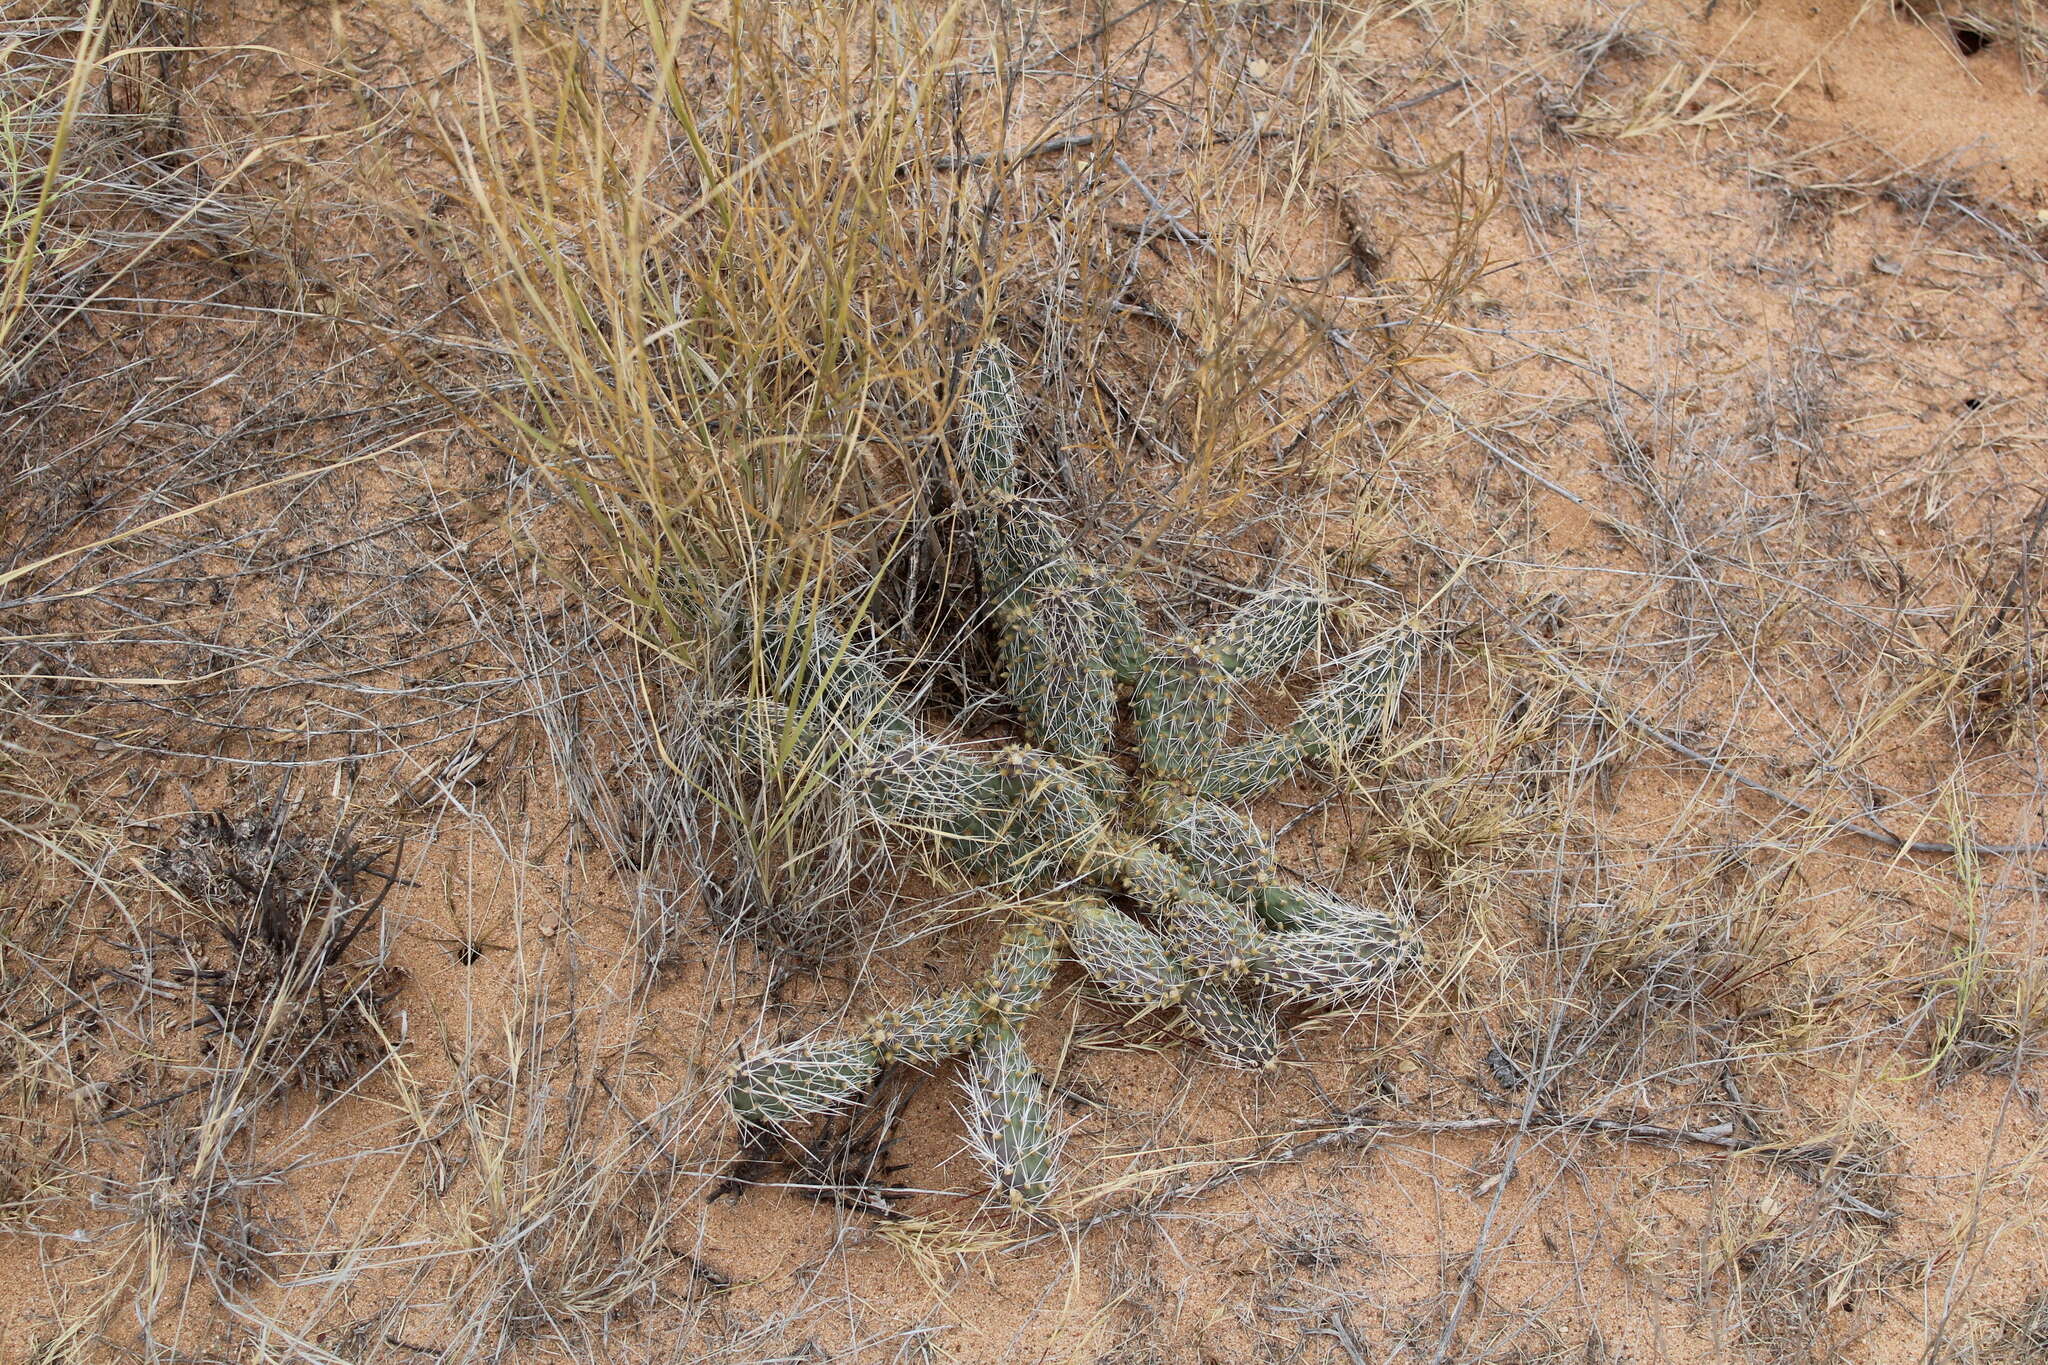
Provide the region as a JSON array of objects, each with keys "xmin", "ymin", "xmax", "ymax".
[
  {"xmin": 756, "ymin": 603, "xmax": 912, "ymax": 754},
  {"xmin": 1093, "ymin": 837, "xmax": 1199, "ymax": 913},
  {"xmin": 1076, "ymin": 562, "xmax": 1149, "ymax": 685},
  {"xmin": 1208, "ymin": 582, "xmax": 1323, "ymax": 681},
  {"xmin": 866, "ymin": 989, "xmax": 985, "ymax": 1068},
  {"xmin": 1179, "ymin": 980, "xmax": 1282, "ymax": 1070},
  {"xmin": 959, "ymin": 342, "xmax": 1024, "ymax": 499},
  {"xmin": 727, "ymin": 1036, "xmax": 883, "ymax": 1129},
  {"xmin": 1293, "ymin": 628, "xmax": 1422, "ymax": 756},
  {"xmin": 992, "ymin": 745, "xmax": 1108, "ymax": 882},
  {"xmin": 1054, "ymin": 897, "xmax": 1189, "ymax": 1011},
  {"xmin": 1131, "ymin": 635, "xmax": 1231, "ymax": 780},
  {"xmin": 1250, "ymin": 891, "xmax": 1424, "ymax": 1006},
  {"xmin": 974, "ymin": 491, "xmax": 1075, "ymax": 601},
  {"xmin": 965, "ymin": 1016, "xmax": 1061, "ymax": 1211},
  {"xmin": 996, "ymin": 576, "xmax": 1115, "ymax": 762},
  {"xmin": 1148, "ymin": 792, "xmax": 1278, "ymax": 895},
  {"xmin": 1075, "ymin": 756, "xmax": 1130, "ymax": 808},
  {"xmin": 1192, "ymin": 730, "xmax": 1310, "ymax": 801},
  {"xmin": 1251, "ymin": 881, "xmax": 1319, "ymax": 929},
  {"xmin": 1160, "ymin": 887, "xmax": 1265, "ymax": 978},
  {"xmin": 977, "ymin": 918, "xmax": 1060, "ymax": 1019},
  {"xmin": 859, "ymin": 734, "xmax": 1007, "ymax": 866}
]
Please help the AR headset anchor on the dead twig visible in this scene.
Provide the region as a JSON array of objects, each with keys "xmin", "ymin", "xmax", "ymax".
[{"xmin": 1037, "ymin": 1105, "xmax": 1895, "ymax": 1245}]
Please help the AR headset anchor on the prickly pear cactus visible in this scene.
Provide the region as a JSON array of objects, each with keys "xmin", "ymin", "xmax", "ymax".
[{"xmin": 725, "ymin": 343, "xmax": 1426, "ymax": 1213}]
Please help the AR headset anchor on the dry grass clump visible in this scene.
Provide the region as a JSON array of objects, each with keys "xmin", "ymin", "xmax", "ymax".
[
  {"xmin": 1619, "ymin": 1121, "xmax": 1907, "ymax": 1362},
  {"xmin": 146, "ymin": 799, "xmax": 402, "ymax": 1093},
  {"xmin": 1700, "ymin": 1190, "xmax": 1901, "ymax": 1362},
  {"xmin": 1937, "ymin": 513, "xmax": 2048, "ymax": 749},
  {"xmin": 1925, "ymin": 947, "xmax": 2048, "ymax": 1082},
  {"xmin": 1, "ymin": 0, "xmax": 260, "ymax": 398},
  {"xmin": 1979, "ymin": 1291, "xmax": 2048, "ymax": 1362}
]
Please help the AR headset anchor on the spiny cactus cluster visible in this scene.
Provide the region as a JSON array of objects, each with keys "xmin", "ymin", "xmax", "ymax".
[{"xmin": 726, "ymin": 344, "xmax": 1426, "ymax": 1213}]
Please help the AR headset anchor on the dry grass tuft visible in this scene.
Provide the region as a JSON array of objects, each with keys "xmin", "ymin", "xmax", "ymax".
[{"xmin": 146, "ymin": 801, "xmax": 402, "ymax": 1092}]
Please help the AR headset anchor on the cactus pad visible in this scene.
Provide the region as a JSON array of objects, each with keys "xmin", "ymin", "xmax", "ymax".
[
  {"xmin": 1131, "ymin": 634, "xmax": 1231, "ymax": 781},
  {"xmin": 1295, "ymin": 629, "xmax": 1423, "ymax": 756},
  {"xmin": 992, "ymin": 745, "xmax": 1108, "ymax": 881},
  {"xmin": 1208, "ymin": 581, "xmax": 1324, "ymax": 680},
  {"xmin": 996, "ymin": 575, "xmax": 1115, "ymax": 762},
  {"xmin": 959, "ymin": 343, "xmax": 1024, "ymax": 498},
  {"xmin": 1192, "ymin": 729, "xmax": 1311, "ymax": 801},
  {"xmin": 974, "ymin": 490, "xmax": 1075, "ymax": 601},
  {"xmin": 977, "ymin": 918, "xmax": 1060, "ymax": 1019},
  {"xmin": 1076, "ymin": 561, "xmax": 1149, "ymax": 685},
  {"xmin": 1179, "ymin": 979, "xmax": 1282, "ymax": 1070},
  {"xmin": 1093, "ymin": 836, "xmax": 1199, "ymax": 912},
  {"xmin": 866, "ymin": 989, "xmax": 985, "ymax": 1068},
  {"xmin": 857, "ymin": 734, "xmax": 1007, "ymax": 868},
  {"xmin": 964, "ymin": 1016, "xmax": 1062, "ymax": 1211},
  {"xmin": 1250, "ymin": 891, "xmax": 1424, "ymax": 1005},
  {"xmin": 1160, "ymin": 886, "xmax": 1265, "ymax": 978},
  {"xmin": 728, "ymin": 1036, "xmax": 883, "ymax": 1129},
  {"xmin": 1146, "ymin": 792, "xmax": 1278, "ymax": 895},
  {"xmin": 1054, "ymin": 896, "xmax": 1189, "ymax": 1012}
]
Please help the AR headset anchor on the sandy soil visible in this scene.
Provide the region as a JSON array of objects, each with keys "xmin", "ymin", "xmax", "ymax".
[{"xmin": 2, "ymin": 0, "xmax": 2046, "ymax": 1361}]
